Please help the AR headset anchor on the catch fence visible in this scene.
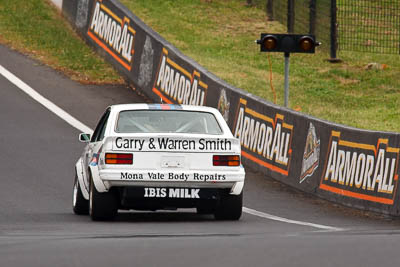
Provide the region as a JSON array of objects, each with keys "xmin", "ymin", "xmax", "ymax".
[
  {"xmin": 253, "ymin": 0, "xmax": 400, "ymax": 57},
  {"xmin": 337, "ymin": 0, "xmax": 400, "ymax": 54}
]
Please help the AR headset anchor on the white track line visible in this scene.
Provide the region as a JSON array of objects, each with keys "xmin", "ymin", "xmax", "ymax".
[
  {"xmin": 243, "ymin": 207, "xmax": 343, "ymax": 231},
  {"xmin": 0, "ymin": 64, "xmax": 343, "ymax": 231},
  {"xmin": 0, "ymin": 65, "xmax": 93, "ymax": 134}
]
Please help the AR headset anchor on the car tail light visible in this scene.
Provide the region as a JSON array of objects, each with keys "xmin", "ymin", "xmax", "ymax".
[
  {"xmin": 213, "ymin": 155, "xmax": 240, "ymax": 166},
  {"xmin": 105, "ymin": 153, "xmax": 133, "ymax": 164}
]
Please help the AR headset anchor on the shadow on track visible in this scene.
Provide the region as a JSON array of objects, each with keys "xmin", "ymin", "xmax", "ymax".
[{"xmin": 113, "ymin": 211, "xmax": 216, "ymax": 223}]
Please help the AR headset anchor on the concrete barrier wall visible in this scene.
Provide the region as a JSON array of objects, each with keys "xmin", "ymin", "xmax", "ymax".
[{"xmin": 62, "ymin": 0, "xmax": 400, "ymax": 216}]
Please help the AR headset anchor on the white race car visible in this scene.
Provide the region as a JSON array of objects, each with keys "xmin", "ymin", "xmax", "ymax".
[{"xmin": 73, "ymin": 104, "xmax": 245, "ymax": 221}]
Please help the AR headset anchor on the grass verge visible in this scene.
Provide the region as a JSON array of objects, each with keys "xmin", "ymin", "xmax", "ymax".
[
  {"xmin": 121, "ymin": 0, "xmax": 400, "ymax": 132},
  {"xmin": 0, "ymin": 0, "xmax": 123, "ymax": 84},
  {"xmin": 0, "ymin": 0, "xmax": 398, "ymax": 132}
]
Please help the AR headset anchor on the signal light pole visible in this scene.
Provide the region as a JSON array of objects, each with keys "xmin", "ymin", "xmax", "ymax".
[
  {"xmin": 256, "ymin": 33, "xmax": 320, "ymax": 107},
  {"xmin": 284, "ymin": 52, "xmax": 290, "ymax": 107}
]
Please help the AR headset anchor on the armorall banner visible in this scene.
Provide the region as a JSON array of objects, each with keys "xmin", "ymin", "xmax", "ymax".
[
  {"xmin": 88, "ymin": 0, "xmax": 136, "ymax": 71},
  {"xmin": 63, "ymin": 0, "xmax": 400, "ymax": 215},
  {"xmin": 152, "ymin": 48, "xmax": 208, "ymax": 106},
  {"xmin": 233, "ymin": 98, "xmax": 293, "ymax": 177},
  {"xmin": 320, "ymin": 130, "xmax": 399, "ymax": 205}
]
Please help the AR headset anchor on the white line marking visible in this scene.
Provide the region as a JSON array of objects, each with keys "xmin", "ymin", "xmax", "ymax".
[
  {"xmin": 0, "ymin": 64, "xmax": 93, "ymax": 134},
  {"xmin": 0, "ymin": 64, "xmax": 343, "ymax": 231},
  {"xmin": 243, "ymin": 207, "xmax": 343, "ymax": 231}
]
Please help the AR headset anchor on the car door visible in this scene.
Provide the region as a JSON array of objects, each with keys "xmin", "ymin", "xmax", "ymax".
[{"xmin": 82, "ymin": 108, "xmax": 111, "ymax": 188}]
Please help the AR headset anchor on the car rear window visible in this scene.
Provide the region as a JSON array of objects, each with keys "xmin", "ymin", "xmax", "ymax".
[{"xmin": 116, "ymin": 110, "xmax": 223, "ymax": 134}]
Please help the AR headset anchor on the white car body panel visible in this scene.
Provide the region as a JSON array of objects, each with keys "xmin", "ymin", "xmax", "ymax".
[
  {"xmin": 76, "ymin": 104, "xmax": 245, "ymax": 200},
  {"xmin": 75, "ymin": 158, "xmax": 89, "ymax": 199}
]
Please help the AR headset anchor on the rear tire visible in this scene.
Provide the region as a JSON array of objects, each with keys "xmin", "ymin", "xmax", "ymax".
[
  {"xmin": 214, "ymin": 191, "xmax": 243, "ymax": 220},
  {"xmin": 73, "ymin": 173, "xmax": 89, "ymax": 215},
  {"xmin": 89, "ymin": 176, "xmax": 118, "ymax": 221}
]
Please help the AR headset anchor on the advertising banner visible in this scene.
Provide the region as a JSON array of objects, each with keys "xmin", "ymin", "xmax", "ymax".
[
  {"xmin": 62, "ymin": 0, "xmax": 400, "ymax": 215},
  {"xmin": 319, "ymin": 130, "xmax": 399, "ymax": 207},
  {"xmin": 233, "ymin": 97, "xmax": 293, "ymax": 177}
]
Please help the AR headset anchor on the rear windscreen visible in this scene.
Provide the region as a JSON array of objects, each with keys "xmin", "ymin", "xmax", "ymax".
[{"xmin": 116, "ymin": 110, "xmax": 223, "ymax": 134}]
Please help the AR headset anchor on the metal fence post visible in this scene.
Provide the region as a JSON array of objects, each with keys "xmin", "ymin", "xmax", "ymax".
[
  {"xmin": 330, "ymin": 0, "xmax": 338, "ymax": 60},
  {"xmin": 287, "ymin": 0, "xmax": 295, "ymax": 33},
  {"xmin": 266, "ymin": 0, "xmax": 274, "ymax": 21},
  {"xmin": 309, "ymin": 0, "xmax": 316, "ymax": 35}
]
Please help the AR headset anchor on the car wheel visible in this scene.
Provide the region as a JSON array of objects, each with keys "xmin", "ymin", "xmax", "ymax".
[
  {"xmin": 73, "ymin": 173, "xmax": 89, "ymax": 215},
  {"xmin": 214, "ymin": 191, "xmax": 243, "ymax": 221},
  {"xmin": 89, "ymin": 176, "xmax": 118, "ymax": 221}
]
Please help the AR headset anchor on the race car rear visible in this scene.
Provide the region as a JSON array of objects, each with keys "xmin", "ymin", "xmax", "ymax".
[
  {"xmin": 74, "ymin": 104, "xmax": 246, "ymax": 221},
  {"xmin": 95, "ymin": 135, "xmax": 245, "ymax": 218}
]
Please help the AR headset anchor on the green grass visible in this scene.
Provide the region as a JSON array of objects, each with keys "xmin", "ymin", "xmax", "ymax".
[
  {"xmin": 120, "ymin": 0, "xmax": 400, "ymax": 132},
  {"xmin": 0, "ymin": 0, "xmax": 122, "ymax": 83},
  {"xmin": 0, "ymin": 0, "xmax": 399, "ymax": 132}
]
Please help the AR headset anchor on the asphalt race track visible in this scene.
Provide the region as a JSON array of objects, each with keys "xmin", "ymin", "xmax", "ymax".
[{"xmin": 1, "ymin": 44, "xmax": 400, "ymax": 267}]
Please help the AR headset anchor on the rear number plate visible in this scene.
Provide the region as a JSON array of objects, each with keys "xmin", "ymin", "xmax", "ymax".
[{"xmin": 161, "ymin": 156, "xmax": 184, "ymax": 168}]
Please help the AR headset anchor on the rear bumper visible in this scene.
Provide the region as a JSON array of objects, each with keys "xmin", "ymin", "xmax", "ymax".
[
  {"xmin": 97, "ymin": 168, "xmax": 245, "ymax": 195},
  {"xmin": 118, "ymin": 187, "xmax": 231, "ymax": 210}
]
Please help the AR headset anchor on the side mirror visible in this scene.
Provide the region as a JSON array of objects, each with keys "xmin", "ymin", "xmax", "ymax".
[{"xmin": 79, "ymin": 133, "xmax": 91, "ymax": 143}]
